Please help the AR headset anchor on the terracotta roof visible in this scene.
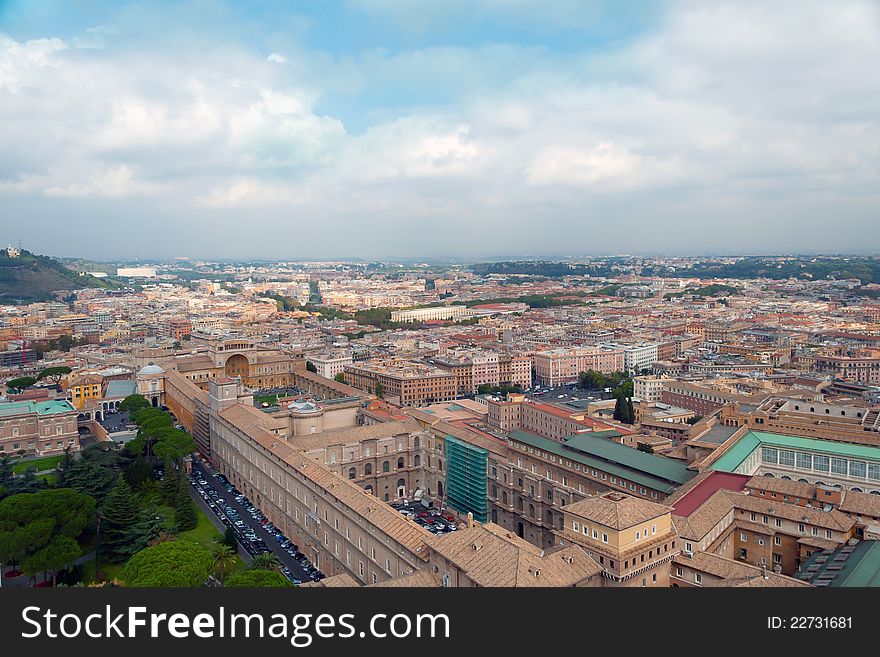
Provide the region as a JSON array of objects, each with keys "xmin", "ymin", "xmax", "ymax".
[
  {"xmin": 565, "ymin": 491, "xmax": 673, "ymax": 530},
  {"xmin": 672, "ymin": 489, "xmax": 735, "ymax": 540},
  {"xmin": 289, "ymin": 419, "xmax": 423, "ymax": 451},
  {"xmin": 674, "ymin": 552, "xmax": 809, "ymax": 587},
  {"xmin": 299, "ymin": 573, "xmax": 360, "ymax": 588},
  {"xmin": 728, "ymin": 491, "xmax": 856, "ymax": 532},
  {"xmin": 367, "ymin": 570, "xmax": 442, "ymax": 587},
  {"xmin": 425, "ymin": 523, "xmax": 601, "ymax": 587}
]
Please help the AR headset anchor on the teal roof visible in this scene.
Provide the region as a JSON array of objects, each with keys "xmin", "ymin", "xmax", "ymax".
[
  {"xmin": 509, "ymin": 430, "xmax": 695, "ymax": 494},
  {"xmin": 0, "ymin": 399, "xmax": 75, "ymax": 417},
  {"xmin": 798, "ymin": 540, "xmax": 880, "ymax": 587},
  {"xmin": 710, "ymin": 430, "xmax": 880, "ymax": 473}
]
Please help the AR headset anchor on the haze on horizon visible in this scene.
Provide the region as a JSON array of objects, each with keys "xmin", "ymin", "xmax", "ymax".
[{"xmin": 1, "ymin": 0, "xmax": 878, "ymax": 262}]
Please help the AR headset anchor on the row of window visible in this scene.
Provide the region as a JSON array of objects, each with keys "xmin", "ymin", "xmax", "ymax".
[{"xmin": 761, "ymin": 447, "xmax": 880, "ymax": 480}]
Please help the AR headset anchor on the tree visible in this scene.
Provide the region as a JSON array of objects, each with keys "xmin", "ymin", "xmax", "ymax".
[
  {"xmin": 125, "ymin": 454, "xmax": 154, "ymax": 490},
  {"xmin": 61, "ymin": 445, "xmax": 121, "ymax": 503},
  {"xmin": 226, "ymin": 569, "xmax": 291, "ymax": 588},
  {"xmin": 249, "ymin": 552, "xmax": 282, "ymax": 572},
  {"xmin": 637, "ymin": 444, "xmax": 654, "ymax": 454},
  {"xmin": 160, "ymin": 469, "xmax": 183, "ymax": 505},
  {"xmin": 120, "ymin": 394, "xmax": 151, "ymax": 414},
  {"xmin": 0, "ymin": 455, "xmax": 12, "ymax": 499},
  {"xmin": 173, "ymin": 475, "xmax": 198, "ymax": 532},
  {"xmin": 127, "ymin": 502, "xmax": 166, "ymax": 554},
  {"xmin": 120, "ymin": 540, "xmax": 212, "ymax": 587},
  {"xmin": 6, "ymin": 376, "xmax": 36, "ymax": 392},
  {"xmin": 7, "ymin": 467, "xmax": 46, "ymax": 495},
  {"xmin": 0, "ymin": 489, "xmax": 95, "ymax": 571},
  {"xmin": 212, "ymin": 544, "xmax": 237, "ymax": 585},
  {"xmin": 223, "ymin": 526, "xmax": 238, "ymax": 551},
  {"xmin": 152, "ymin": 429, "xmax": 195, "ymax": 466},
  {"xmin": 334, "ymin": 372, "xmax": 346, "ymax": 384},
  {"xmin": 613, "ymin": 395, "xmax": 628, "ymax": 424},
  {"xmin": 37, "ymin": 366, "xmax": 72, "ymax": 384},
  {"xmin": 100, "ymin": 477, "xmax": 141, "ymax": 563},
  {"xmin": 374, "ymin": 382, "xmax": 385, "ymax": 399},
  {"xmin": 23, "ymin": 535, "xmax": 81, "ymax": 586},
  {"xmin": 305, "ymin": 361, "xmax": 317, "ymax": 373},
  {"xmin": 578, "ymin": 370, "xmax": 605, "ymax": 390}
]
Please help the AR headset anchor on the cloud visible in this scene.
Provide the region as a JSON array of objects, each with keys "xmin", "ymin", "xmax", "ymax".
[{"xmin": 0, "ymin": 0, "xmax": 878, "ymax": 259}]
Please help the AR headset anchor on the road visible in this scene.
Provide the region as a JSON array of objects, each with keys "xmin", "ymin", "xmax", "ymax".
[{"xmin": 190, "ymin": 459, "xmax": 314, "ymax": 583}]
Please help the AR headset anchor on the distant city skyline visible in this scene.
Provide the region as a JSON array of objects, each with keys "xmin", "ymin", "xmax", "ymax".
[{"xmin": 1, "ymin": 0, "xmax": 879, "ymax": 260}]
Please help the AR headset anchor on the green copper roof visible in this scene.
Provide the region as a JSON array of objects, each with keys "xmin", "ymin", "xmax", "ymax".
[
  {"xmin": 0, "ymin": 399, "xmax": 76, "ymax": 417},
  {"xmin": 710, "ymin": 430, "xmax": 880, "ymax": 473},
  {"xmin": 509, "ymin": 429, "xmax": 695, "ymax": 494}
]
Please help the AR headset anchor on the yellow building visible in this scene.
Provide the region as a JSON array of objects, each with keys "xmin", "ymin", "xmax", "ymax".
[{"xmin": 67, "ymin": 373, "xmax": 104, "ymax": 410}]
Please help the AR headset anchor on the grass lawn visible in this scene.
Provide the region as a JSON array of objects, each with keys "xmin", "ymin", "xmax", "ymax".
[
  {"xmin": 37, "ymin": 472, "xmax": 59, "ymax": 485},
  {"xmin": 81, "ymin": 559, "xmax": 124, "ymax": 585},
  {"xmin": 254, "ymin": 394, "xmax": 278, "ymax": 406},
  {"xmin": 12, "ymin": 454, "xmax": 64, "ymax": 474}
]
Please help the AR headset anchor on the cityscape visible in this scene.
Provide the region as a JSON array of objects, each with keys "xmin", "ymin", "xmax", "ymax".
[
  {"xmin": 2, "ymin": 250, "xmax": 880, "ymax": 589},
  {"xmin": 1, "ymin": 2, "xmax": 880, "ymax": 633}
]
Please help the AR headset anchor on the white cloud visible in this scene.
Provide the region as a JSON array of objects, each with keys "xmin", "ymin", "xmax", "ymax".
[{"xmin": 0, "ymin": 0, "xmax": 878, "ymax": 257}]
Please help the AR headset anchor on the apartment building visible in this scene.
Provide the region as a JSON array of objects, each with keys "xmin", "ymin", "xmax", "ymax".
[
  {"xmin": 532, "ymin": 346, "xmax": 625, "ymax": 386},
  {"xmin": 390, "ymin": 306, "xmax": 467, "ymax": 323},
  {"xmin": 344, "ymin": 359, "xmax": 457, "ymax": 406},
  {"xmin": 308, "ymin": 352, "xmax": 353, "ymax": 380}
]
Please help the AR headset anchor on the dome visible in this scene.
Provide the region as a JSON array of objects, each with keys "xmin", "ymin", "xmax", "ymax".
[{"xmin": 138, "ymin": 363, "xmax": 165, "ymax": 376}]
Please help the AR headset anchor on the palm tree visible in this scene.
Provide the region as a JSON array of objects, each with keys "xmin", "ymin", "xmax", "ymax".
[
  {"xmin": 212, "ymin": 545, "xmax": 237, "ymax": 585},
  {"xmin": 249, "ymin": 552, "xmax": 282, "ymax": 572}
]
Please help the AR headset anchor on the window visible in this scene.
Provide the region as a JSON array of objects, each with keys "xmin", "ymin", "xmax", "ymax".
[
  {"xmin": 831, "ymin": 458, "xmax": 848, "ymax": 476},
  {"xmin": 850, "ymin": 461, "xmax": 866, "ymax": 479},
  {"xmin": 601, "ymin": 533, "xmax": 608, "ymax": 544},
  {"xmin": 695, "ymin": 573, "xmax": 702, "ymax": 585},
  {"xmin": 796, "ymin": 453, "xmax": 812, "ymax": 470},
  {"xmin": 773, "ymin": 553, "xmax": 782, "ymax": 564},
  {"xmin": 869, "ymin": 463, "xmax": 880, "ymax": 481},
  {"xmin": 685, "ymin": 542, "xmax": 693, "ymax": 552},
  {"xmin": 572, "ymin": 521, "xmax": 580, "ymax": 532},
  {"xmin": 761, "ymin": 447, "xmax": 778, "ymax": 464},
  {"xmin": 779, "ymin": 450, "xmax": 795, "ymax": 467},
  {"xmin": 348, "ymin": 467, "xmax": 356, "ymax": 480},
  {"xmin": 813, "ymin": 455, "xmax": 830, "ymax": 472},
  {"xmin": 825, "ymin": 530, "xmax": 832, "ymax": 539},
  {"xmin": 382, "ymin": 461, "xmax": 390, "ymax": 473},
  {"xmin": 364, "ymin": 463, "xmax": 372, "ymax": 476},
  {"xmin": 774, "ymin": 536, "xmax": 781, "ymax": 546},
  {"xmin": 775, "ymin": 518, "xmax": 782, "ymax": 528},
  {"xmin": 397, "ymin": 457, "xmax": 405, "ymax": 469},
  {"xmin": 741, "ymin": 532, "xmax": 748, "ymax": 542}
]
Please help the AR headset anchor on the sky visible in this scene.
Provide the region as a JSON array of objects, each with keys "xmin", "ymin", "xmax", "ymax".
[{"xmin": 0, "ymin": 0, "xmax": 878, "ymax": 261}]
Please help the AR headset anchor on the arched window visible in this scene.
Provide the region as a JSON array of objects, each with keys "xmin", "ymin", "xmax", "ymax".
[
  {"xmin": 502, "ymin": 491, "xmax": 508, "ymax": 505},
  {"xmin": 438, "ymin": 459, "xmax": 443, "ymax": 472},
  {"xmin": 414, "ymin": 436, "xmax": 420, "ymax": 448},
  {"xmin": 382, "ymin": 461, "xmax": 390, "ymax": 473},
  {"xmin": 397, "ymin": 457, "xmax": 404, "ymax": 469},
  {"xmin": 365, "ymin": 485, "xmax": 373, "ymax": 493},
  {"xmin": 364, "ymin": 463, "xmax": 372, "ymax": 476},
  {"xmin": 413, "ymin": 454, "xmax": 421, "ymax": 467},
  {"xmin": 397, "ymin": 478, "xmax": 406, "ymax": 488},
  {"xmin": 517, "ymin": 497, "xmax": 523, "ymax": 511},
  {"xmin": 546, "ymin": 509, "xmax": 553, "ymax": 525},
  {"xmin": 348, "ymin": 467, "xmax": 356, "ymax": 480},
  {"xmin": 491, "ymin": 509, "xmax": 498, "ymax": 523},
  {"xmin": 529, "ymin": 504, "xmax": 536, "ymax": 518}
]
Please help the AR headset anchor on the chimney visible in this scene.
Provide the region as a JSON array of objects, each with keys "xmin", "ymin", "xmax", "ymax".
[{"xmin": 467, "ymin": 512, "xmax": 474, "ymax": 528}]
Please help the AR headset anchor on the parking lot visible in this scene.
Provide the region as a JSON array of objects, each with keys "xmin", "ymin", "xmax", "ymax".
[
  {"xmin": 390, "ymin": 501, "xmax": 460, "ymax": 536},
  {"xmin": 188, "ymin": 459, "xmax": 324, "ymax": 584}
]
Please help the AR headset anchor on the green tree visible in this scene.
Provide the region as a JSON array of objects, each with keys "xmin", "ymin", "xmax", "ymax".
[
  {"xmin": 578, "ymin": 370, "xmax": 606, "ymax": 389},
  {"xmin": 6, "ymin": 376, "xmax": 37, "ymax": 392},
  {"xmin": 0, "ymin": 488, "xmax": 95, "ymax": 571},
  {"xmin": 23, "ymin": 535, "xmax": 81, "ymax": 586},
  {"xmin": 119, "ymin": 394, "xmax": 151, "ymax": 414},
  {"xmin": 127, "ymin": 502, "xmax": 166, "ymax": 554},
  {"xmin": 226, "ymin": 569, "xmax": 291, "ymax": 587},
  {"xmin": 125, "ymin": 454, "xmax": 154, "ymax": 489},
  {"xmin": 212, "ymin": 544, "xmax": 237, "ymax": 585},
  {"xmin": 374, "ymin": 382, "xmax": 385, "ymax": 399},
  {"xmin": 173, "ymin": 475, "xmax": 197, "ymax": 532},
  {"xmin": 249, "ymin": 552, "xmax": 282, "ymax": 572},
  {"xmin": 613, "ymin": 395, "xmax": 628, "ymax": 424},
  {"xmin": 637, "ymin": 443, "xmax": 654, "ymax": 454},
  {"xmin": 153, "ymin": 429, "xmax": 195, "ymax": 466},
  {"xmin": 120, "ymin": 540, "xmax": 212, "ymax": 587},
  {"xmin": 7, "ymin": 467, "xmax": 46, "ymax": 495},
  {"xmin": 305, "ymin": 360, "xmax": 317, "ymax": 373},
  {"xmin": 61, "ymin": 446, "xmax": 120, "ymax": 503},
  {"xmin": 334, "ymin": 372, "xmax": 346, "ymax": 384},
  {"xmin": 100, "ymin": 477, "xmax": 141, "ymax": 563},
  {"xmin": 160, "ymin": 468, "xmax": 183, "ymax": 505},
  {"xmin": 223, "ymin": 526, "xmax": 238, "ymax": 551},
  {"xmin": 37, "ymin": 366, "xmax": 72, "ymax": 383}
]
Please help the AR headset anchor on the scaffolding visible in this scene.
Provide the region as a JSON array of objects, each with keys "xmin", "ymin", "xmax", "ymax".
[{"xmin": 445, "ymin": 434, "xmax": 488, "ymax": 522}]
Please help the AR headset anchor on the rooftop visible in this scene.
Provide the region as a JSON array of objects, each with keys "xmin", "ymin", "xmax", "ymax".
[
  {"xmin": 797, "ymin": 540, "xmax": 880, "ymax": 587},
  {"xmin": 710, "ymin": 430, "xmax": 880, "ymax": 473}
]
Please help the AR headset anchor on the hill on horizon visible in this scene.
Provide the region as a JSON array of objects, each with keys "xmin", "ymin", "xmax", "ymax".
[{"xmin": 0, "ymin": 247, "xmax": 115, "ymax": 304}]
